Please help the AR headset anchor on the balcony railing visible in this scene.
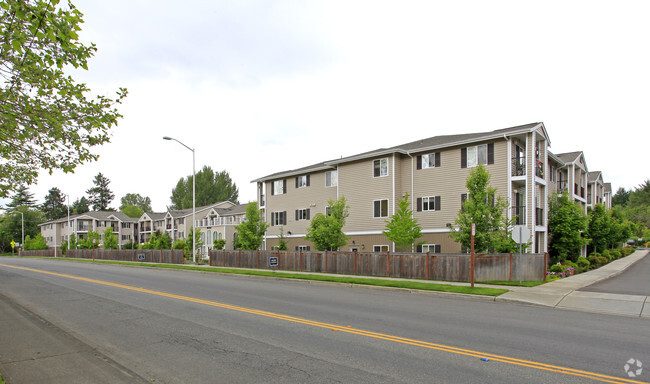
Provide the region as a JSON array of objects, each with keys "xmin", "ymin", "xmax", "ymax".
[
  {"xmin": 141, "ymin": 226, "xmax": 152, "ymax": 232},
  {"xmin": 511, "ymin": 157, "xmax": 525, "ymax": 176},
  {"xmin": 536, "ymin": 208, "xmax": 544, "ymax": 226},
  {"xmin": 195, "ymin": 217, "xmax": 245, "ymax": 227},
  {"xmin": 535, "ymin": 160, "xmax": 544, "ymax": 178},
  {"xmin": 77, "ymin": 225, "xmax": 90, "ymax": 232},
  {"xmin": 557, "ymin": 181, "xmax": 568, "ymax": 194},
  {"xmin": 511, "ymin": 206, "xmax": 526, "ymax": 225}
]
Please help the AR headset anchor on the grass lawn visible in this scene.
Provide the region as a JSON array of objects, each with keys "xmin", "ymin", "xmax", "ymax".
[{"xmin": 18, "ymin": 257, "xmax": 509, "ymax": 297}]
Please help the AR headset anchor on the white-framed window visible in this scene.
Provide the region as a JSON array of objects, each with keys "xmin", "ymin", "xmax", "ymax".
[
  {"xmin": 373, "ymin": 158, "xmax": 388, "ymax": 177},
  {"xmin": 296, "ymin": 208, "xmax": 310, "ymax": 221},
  {"xmin": 325, "ymin": 170, "xmax": 337, "ymax": 187},
  {"xmin": 373, "ymin": 245, "xmax": 389, "ymax": 252},
  {"xmin": 421, "ymin": 196, "xmax": 438, "ymax": 211},
  {"xmin": 467, "ymin": 144, "xmax": 487, "ymax": 168},
  {"xmin": 373, "ymin": 199, "xmax": 389, "ymax": 218},
  {"xmin": 271, "ymin": 211, "xmax": 286, "ymax": 226},
  {"xmin": 420, "ymin": 153, "xmax": 439, "ymax": 169},
  {"xmin": 419, "ymin": 244, "xmax": 441, "ymax": 253},
  {"xmin": 296, "ymin": 175, "xmax": 309, "ymax": 188},
  {"xmin": 272, "ymin": 180, "xmax": 285, "ymax": 195}
]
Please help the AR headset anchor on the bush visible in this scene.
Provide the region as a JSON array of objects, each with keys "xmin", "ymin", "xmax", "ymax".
[
  {"xmin": 601, "ymin": 249, "xmax": 611, "ymax": 261},
  {"xmin": 576, "ymin": 257, "xmax": 590, "ymax": 272},
  {"xmin": 587, "ymin": 255, "xmax": 600, "ymax": 268},
  {"xmin": 549, "ymin": 264, "xmax": 563, "ymax": 273},
  {"xmin": 609, "ymin": 249, "xmax": 621, "ymax": 259},
  {"xmin": 598, "ymin": 256, "xmax": 609, "ymax": 265}
]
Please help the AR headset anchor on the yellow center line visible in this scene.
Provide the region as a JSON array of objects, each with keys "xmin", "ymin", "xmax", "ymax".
[{"xmin": 1, "ymin": 263, "xmax": 646, "ymax": 384}]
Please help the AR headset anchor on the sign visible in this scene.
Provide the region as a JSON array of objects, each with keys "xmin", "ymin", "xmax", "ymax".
[
  {"xmin": 511, "ymin": 225, "xmax": 531, "ymax": 244},
  {"xmin": 471, "ymin": 223, "xmax": 476, "ymax": 236},
  {"xmin": 269, "ymin": 256, "xmax": 278, "ymax": 267},
  {"xmin": 10, "ymin": 241, "xmax": 15, "ymax": 249},
  {"xmin": 137, "ymin": 254, "xmax": 145, "ymax": 261}
]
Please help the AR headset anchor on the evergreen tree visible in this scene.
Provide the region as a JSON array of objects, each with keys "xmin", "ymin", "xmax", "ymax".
[
  {"xmin": 41, "ymin": 187, "xmax": 67, "ymax": 220},
  {"xmin": 86, "ymin": 173, "xmax": 114, "ymax": 211},
  {"xmin": 235, "ymin": 202, "xmax": 268, "ymax": 250},
  {"xmin": 120, "ymin": 193, "xmax": 152, "ymax": 212},
  {"xmin": 612, "ymin": 187, "xmax": 631, "ymax": 207},
  {"xmin": 5, "ymin": 186, "xmax": 37, "ymax": 210},
  {"xmin": 72, "ymin": 197, "xmax": 90, "ymax": 214}
]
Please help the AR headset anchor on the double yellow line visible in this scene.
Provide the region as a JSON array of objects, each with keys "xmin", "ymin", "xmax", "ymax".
[{"xmin": 1, "ymin": 263, "xmax": 646, "ymax": 384}]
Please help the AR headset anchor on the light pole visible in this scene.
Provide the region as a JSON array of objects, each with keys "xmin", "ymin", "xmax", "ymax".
[
  {"xmin": 62, "ymin": 193, "xmax": 71, "ymax": 250},
  {"xmin": 16, "ymin": 211, "xmax": 24, "ymax": 252},
  {"xmin": 163, "ymin": 136, "xmax": 196, "ymax": 263}
]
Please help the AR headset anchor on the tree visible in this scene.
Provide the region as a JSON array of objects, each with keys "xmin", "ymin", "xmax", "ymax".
[
  {"xmin": 41, "ymin": 187, "xmax": 67, "ymax": 220},
  {"xmin": 276, "ymin": 227, "xmax": 288, "ymax": 250},
  {"xmin": 449, "ymin": 165, "xmax": 510, "ymax": 253},
  {"xmin": 120, "ymin": 193, "xmax": 152, "ymax": 212},
  {"xmin": 71, "ymin": 196, "xmax": 90, "ymax": 214},
  {"xmin": 78, "ymin": 229, "xmax": 100, "ymax": 249},
  {"xmin": 120, "ymin": 205, "xmax": 144, "ymax": 218},
  {"xmin": 24, "ymin": 234, "xmax": 48, "ymax": 250},
  {"xmin": 234, "ymin": 202, "xmax": 268, "ymax": 250},
  {"xmin": 625, "ymin": 180, "xmax": 650, "ymax": 228},
  {"xmin": 5, "ymin": 186, "xmax": 37, "ymax": 210},
  {"xmin": 305, "ymin": 197, "xmax": 349, "ymax": 251},
  {"xmin": 86, "ymin": 172, "xmax": 114, "ymax": 211},
  {"xmin": 170, "ymin": 166, "xmax": 239, "ymax": 209},
  {"xmin": 612, "ymin": 187, "xmax": 631, "ymax": 207},
  {"xmin": 0, "ymin": 206, "xmax": 44, "ymax": 245},
  {"xmin": 0, "ymin": 0, "xmax": 127, "ymax": 198},
  {"xmin": 587, "ymin": 204, "xmax": 610, "ymax": 254},
  {"xmin": 213, "ymin": 238, "xmax": 225, "ymax": 250},
  {"xmin": 383, "ymin": 194, "xmax": 422, "ymax": 251},
  {"xmin": 548, "ymin": 193, "xmax": 588, "ymax": 262},
  {"xmin": 185, "ymin": 227, "xmax": 204, "ymax": 258},
  {"xmin": 102, "ymin": 227, "xmax": 118, "ymax": 249}
]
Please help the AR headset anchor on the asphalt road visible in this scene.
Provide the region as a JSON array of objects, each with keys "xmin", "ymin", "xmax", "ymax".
[
  {"xmin": 580, "ymin": 252, "xmax": 650, "ymax": 296},
  {"xmin": 0, "ymin": 257, "xmax": 649, "ymax": 384}
]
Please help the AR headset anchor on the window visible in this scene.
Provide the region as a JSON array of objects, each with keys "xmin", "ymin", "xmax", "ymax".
[
  {"xmin": 373, "ymin": 199, "xmax": 389, "ymax": 218},
  {"xmin": 271, "ymin": 211, "xmax": 287, "ymax": 226},
  {"xmin": 272, "ymin": 180, "xmax": 286, "ymax": 195},
  {"xmin": 296, "ymin": 175, "xmax": 310, "ymax": 188},
  {"xmin": 418, "ymin": 244, "xmax": 441, "ymax": 253},
  {"xmin": 373, "ymin": 245, "xmax": 389, "ymax": 252},
  {"xmin": 295, "ymin": 208, "xmax": 310, "ymax": 221},
  {"xmin": 461, "ymin": 143, "xmax": 494, "ymax": 168},
  {"xmin": 417, "ymin": 152, "xmax": 440, "ymax": 169},
  {"xmin": 417, "ymin": 196, "xmax": 441, "ymax": 212},
  {"xmin": 121, "ymin": 235, "xmax": 131, "ymax": 241},
  {"xmin": 373, "ymin": 158, "xmax": 388, "ymax": 177},
  {"xmin": 296, "ymin": 245, "xmax": 311, "ymax": 251},
  {"xmin": 325, "ymin": 170, "xmax": 337, "ymax": 187}
]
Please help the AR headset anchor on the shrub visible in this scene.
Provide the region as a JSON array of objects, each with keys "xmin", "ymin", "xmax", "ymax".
[
  {"xmin": 549, "ymin": 264, "xmax": 563, "ymax": 273},
  {"xmin": 610, "ymin": 249, "xmax": 621, "ymax": 259},
  {"xmin": 598, "ymin": 256, "xmax": 609, "ymax": 265},
  {"xmin": 576, "ymin": 257, "xmax": 590, "ymax": 272},
  {"xmin": 587, "ymin": 255, "xmax": 600, "ymax": 268},
  {"xmin": 601, "ymin": 249, "xmax": 611, "ymax": 261}
]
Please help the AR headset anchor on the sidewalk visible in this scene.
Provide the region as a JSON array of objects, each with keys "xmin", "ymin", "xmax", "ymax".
[{"xmin": 496, "ymin": 249, "xmax": 650, "ymax": 317}]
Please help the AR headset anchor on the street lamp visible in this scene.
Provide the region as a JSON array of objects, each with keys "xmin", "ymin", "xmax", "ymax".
[
  {"xmin": 163, "ymin": 136, "xmax": 196, "ymax": 263},
  {"xmin": 16, "ymin": 211, "xmax": 24, "ymax": 253},
  {"xmin": 62, "ymin": 192, "xmax": 71, "ymax": 250}
]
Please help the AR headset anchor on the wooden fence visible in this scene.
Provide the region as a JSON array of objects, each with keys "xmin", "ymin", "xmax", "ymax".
[
  {"xmin": 209, "ymin": 250, "xmax": 547, "ymax": 282},
  {"xmin": 20, "ymin": 249, "xmax": 185, "ymax": 264}
]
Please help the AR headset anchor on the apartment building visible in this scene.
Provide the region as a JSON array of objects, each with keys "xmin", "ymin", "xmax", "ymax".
[
  {"xmin": 255, "ymin": 122, "xmax": 554, "ymax": 253},
  {"xmin": 39, "ymin": 211, "xmax": 138, "ymax": 248}
]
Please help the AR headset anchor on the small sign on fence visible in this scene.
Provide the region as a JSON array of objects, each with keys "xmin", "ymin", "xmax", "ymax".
[
  {"xmin": 269, "ymin": 256, "xmax": 278, "ymax": 267},
  {"xmin": 137, "ymin": 254, "xmax": 145, "ymax": 261}
]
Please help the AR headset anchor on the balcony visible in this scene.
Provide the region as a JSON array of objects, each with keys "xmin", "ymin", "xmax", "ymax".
[
  {"xmin": 535, "ymin": 160, "xmax": 544, "ymax": 178},
  {"xmin": 511, "ymin": 206, "xmax": 526, "ymax": 225},
  {"xmin": 77, "ymin": 225, "xmax": 90, "ymax": 232},
  {"xmin": 511, "ymin": 157, "xmax": 526, "ymax": 177},
  {"xmin": 195, "ymin": 217, "xmax": 245, "ymax": 227},
  {"xmin": 166, "ymin": 224, "xmax": 173, "ymax": 230},
  {"xmin": 557, "ymin": 181, "xmax": 568, "ymax": 194},
  {"xmin": 141, "ymin": 226, "xmax": 152, "ymax": 232}
]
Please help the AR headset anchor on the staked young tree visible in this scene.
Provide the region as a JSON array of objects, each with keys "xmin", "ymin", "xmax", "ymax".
[
  {"xmin": 86, "ymin": 172, "xmax": 114, "ymax": 211},
  {"xmin": 102, "ymin": 227, "xmax": 118, "ymax": 249},
  {"xmin": 170, "ymin": 166, "xmax": 239, "ymax": 209},
  {"xmin": 235, "ymin": 202, "xmax": 268, "ymax": 250},
  {"xmin": 41, "ymin": 187, "xmax": 67, "ymax": 220},
  {"xmin": 449, "ymin": 164, "xmax": 512, "ymax": 253},
  {"xmin": 0, "ymin": 0, "xmax": 127, "ymax": 198}
]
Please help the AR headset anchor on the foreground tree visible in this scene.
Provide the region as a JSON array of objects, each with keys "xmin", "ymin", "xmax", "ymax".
[
  {"xmin": 235, "ymin": 202, "xmax": 268, "ymax": 250},
  {"xmin": 587, "ymin": 204, "xmax": 610, "ymax": 254},
  {"xmin": 305, "ymin": 197, "xmax": 349, "ymax": 251},
  {"xmin": 41, "ymin": 187, "xmax": 67, "ymax": 220},
  {"xmin": 120, "ymin": 193, "xmax": 152, "ymax": 212},
  {"xmin": 383, "ymin": 194, "xmax": 422, "ymax": 251},
  {"xmin": 78, "ymin": 229, "xmax": 100, "ymax": 249},
  {"xmin": 24, "ymin": 234, "xmax": 48, "ymax": 250},
  {"xmin": 0, "ymin": 0, "xmax": 127, "ymax": 198},
  {"xmin": 548, "ymin": 193, "xmax": 588, "ymax": 262},
  {"xmin": 450, "ymin": 165, "xmax": 510, "ymax": 252},
  {"xmin": 102, "ymin": 227, "xmax": 118, "ymax": 249},
  {"xmin": 86, "ymin": 172, "xmax": 114, "ymax": 211},
  {"xmin": 170, "ymin": 166, "xmax": 239, "ymax": 209}
]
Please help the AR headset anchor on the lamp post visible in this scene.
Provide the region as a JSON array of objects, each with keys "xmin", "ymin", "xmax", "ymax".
[
  {"xmin": 163, "ymin": 136, "xmax": 196, "ymax": 263},
  {"xmin": 16, "ymin": 211, "xmax": 24, "ymax": 252},
  {"xmin": 62, "ymin": 193, "xmax": 71, "ymax": 250}
]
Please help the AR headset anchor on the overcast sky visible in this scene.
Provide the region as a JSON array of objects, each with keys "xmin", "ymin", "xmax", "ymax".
[{"xmin": 12, "ymin": 0, "xmax": 650, "ymax": 211}]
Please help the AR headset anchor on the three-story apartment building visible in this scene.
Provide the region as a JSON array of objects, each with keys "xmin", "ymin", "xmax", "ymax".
[
  {"xmin": 39, "ymin": 211, "xmax": 139, "ymax": 249},
  {"xmin": 255, "ymin": 122, "xmax": 555, "ymax": 253}
]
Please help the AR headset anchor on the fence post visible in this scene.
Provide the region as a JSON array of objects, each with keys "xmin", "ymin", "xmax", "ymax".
[
  {"xmin": 509, "ymin": 253, "xmax": 513, "ymax": 281},
  {"xmin": 544, "ymin": 252, "xmax": 548, "ymax": 281},
  {"xmin": 257, "ymin": 250, "xmax": 259, "ymax": 269},
  {"xmin": 299, "ymin": 250, "xmax": 303, "ymax": 272},
  {"xmin": 354, "ymin": 251, "xmax": 357, "ymax": 275},
  {"xmin": 160, "ymin": 249, "xmax": 163, "ymax": 263},
  {"xmin": 325, "ymin": 251, "xmax": 328, "ymax": 273},
  {"xmin": 426, "ymin": 252, "xmax": 430, "ymax": 280},
  {"xmin": 387, "ymin": 251, "xmax": 390, "ymax": 277},
  {"xmin": 238, "ymin": 249, "xmax": 241, "ymax": 267}
]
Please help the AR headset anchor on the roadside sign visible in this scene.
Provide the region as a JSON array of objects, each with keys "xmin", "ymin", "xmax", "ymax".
[
  {"xmin": 269, "ymin": 256, "xmax": 278, "ymax": 267},
  {"xmin": 137, "ymin": 254, "xmax": 145, "ymax": 261},
  {"xmin": 10, "ymin": 241, "xmax": 15, "ymax": 249},
  {"xmin": 512, "ymin": 225, "xmax": 530, "ymax": 244},
  {"xmin": 471, "ymin": 223, "xmax": 476, "ymax": 236}
]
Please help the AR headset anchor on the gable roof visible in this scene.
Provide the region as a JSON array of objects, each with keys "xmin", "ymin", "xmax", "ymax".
[
  {"xmin": 587, "ymin": 171, "xmax": 603, "ymax": 183},
  {"xmin": 604, "ymin": 183, "xmax": 612, "ymax": 193},
  {"xmin": 253, "ymin": 122, "xmax": 546, "ymax": 182},
  {"xmin": 39, "ymin": 211, "xmax": 138, "ymax": 226},
  {"xmin": 556, "ymin": 151, "xmax": 582, "ymax": 164}
]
